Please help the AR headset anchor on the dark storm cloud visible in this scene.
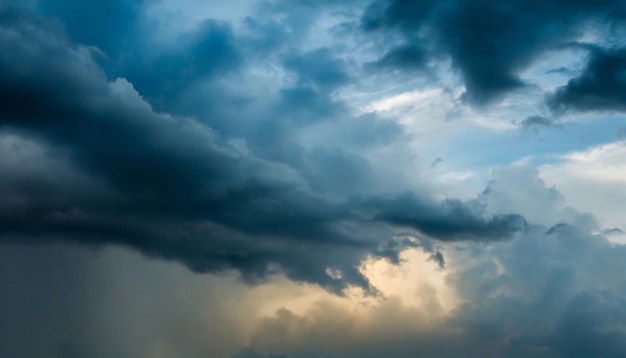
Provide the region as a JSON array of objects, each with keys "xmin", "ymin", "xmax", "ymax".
[
  {"xmin": 362, "ymin": 0, "xmax": 626, "ymax": 105},
  {"xmin": 0, "ymin": 7, "xmax": 527, "ymax": 292},
  {"xmin": 4, "ymin": 161, "xmax": 624, "ymax": 357},
  {"xmin": 365, "ymin": 194, "xmax": 527, "ymax": 241},
  {"xmin": 548, "ymin": 47, "xmax": 626, "ymax": 113},
  {"xmin": 0, "ymin": 8, "xmax": 363, "ymax": 292},
  {"xmin": 272, "ymin": 49, "xmax": 352, "ymax": 126},
  {"xmin": 36, "ymin": 0, "xmax": 242, "ymax": 113},
  {"xmin": 3, "ymin": 2, "xmax": 626, "ymax": 357}
]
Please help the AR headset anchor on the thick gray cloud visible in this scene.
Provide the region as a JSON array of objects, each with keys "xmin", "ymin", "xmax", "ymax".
[
  {"xmin": 2, "ymin": 2, "xmax": 626, "ymax": 357},
  {"xmin": 124, "ymin": 19, "xmax": 243, "ymax": 110},
  {"xmin": 3, "ymin": 170, "xmax": 624, "ymax": 357},
  {"xmin": 37, "ymin": 0, "xmax": 147, "ymax": 56},
  {"xmin": 0, "ymin": 7, "xmax": 525, "ymax": 293},
  {"xmin": 549, "ymin": 46, "xmax": 626, "ymax": 113},
  {"xmin": 362, "ymin": 0, "xmax": 626, "ymax": 105},
  {"xmin": 233, "ymin": 167, "xmax": 626, "ymax": 357},
  {"xmin": 364, "ymin": 194, "xmax": 527, "ymax": 241}
]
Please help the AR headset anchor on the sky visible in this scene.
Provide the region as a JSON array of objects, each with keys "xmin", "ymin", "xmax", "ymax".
[{"xmin": 1, "ymin": 0, "xmax": 626, "ymax": 357}]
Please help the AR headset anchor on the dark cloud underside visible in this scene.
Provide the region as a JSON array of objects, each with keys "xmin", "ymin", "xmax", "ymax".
[
  {"xmin": 0, "ymin": 6, "xmax": 524, "ymax": 293},
  {"xmin": 2, "ymin": 1, "xmax": 626, "ymax": 357},
  {"xmin": 362, "ymin": 0, "xmax": 626, "ymax": 105},
  {"xmin": 549, "ymin": 47, "xmax": 626, "ymax": 112}
]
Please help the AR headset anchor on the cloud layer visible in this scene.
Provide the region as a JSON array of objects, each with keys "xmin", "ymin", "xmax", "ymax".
[
  {"xmin": 0, "ymin": 4, "xmax": 526, "ymax": 293},
  {"xmin": 2, "ymin": 1, "xmax": 626, "ymax": 357},
  {"xmin": 363, "ymin": 0, "xmax": 626, "ymax": 105}
]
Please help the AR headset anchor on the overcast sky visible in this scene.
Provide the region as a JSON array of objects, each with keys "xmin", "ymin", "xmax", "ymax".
[{"xmin": 2, "ymin": 0, "xmax": 626, "ymax": 357}]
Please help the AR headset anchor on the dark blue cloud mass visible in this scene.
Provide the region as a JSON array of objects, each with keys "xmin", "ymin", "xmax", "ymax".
[
  {"xmin": 2, "ymin": 1, "xmax": 626, "ymax": 357},
  {"xmin": 362, "ymin": 0, "xmax": 626, "ymax": 105},
  {"xmin": 0, "ymin": 4, "xmax": 526, "ymax": 294},
  {"xmin": 549, "ymin": 46, "xmax": 626, "ymax": 113}
]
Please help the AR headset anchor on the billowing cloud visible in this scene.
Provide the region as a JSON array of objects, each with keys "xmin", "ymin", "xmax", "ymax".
[
  {"xmin": 362, "ymin": 0, "xmax": 626, "ymax": 105},
  {"xmin": 3, "ymin": 166, "xmax": 625, "ymax": 357},
  {"xmin": 549, "ymin": 46, "xmax": 626, "ymax": 113},
  {"xmin": 2, "ymin": 1, "xmax": 626, "ymax": 357},
  {"xmin": 0, "ymin": 6, "xmax": 526, "ymax": 293},
  {"xmin": 233, "ymin": 228, "xmax": 626, "ymax": 357},
  {"xmin": 235, "ymin": 170, "xmax": 626, "ymax": 357}
]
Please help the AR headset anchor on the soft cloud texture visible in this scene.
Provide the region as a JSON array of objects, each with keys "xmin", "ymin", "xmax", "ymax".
[
  {"xmin": 0, "ymin": 5, "xmax": 527, "ymax": 294},
  {"xmin": 1, "ymin": 0, "xmax": 626, "ymax": 357},
  {"xmin": 362, "ymin": 0, "xmax": 626, "ymax": 105}
]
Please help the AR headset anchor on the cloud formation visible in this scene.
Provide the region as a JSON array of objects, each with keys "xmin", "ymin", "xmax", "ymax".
[
  {"xmin": 0, "ymin": 5, "xmax": 526, "ymax": 293},
  {"xmin": 362, "ymin": 0, "xmax": 626, "ymax": 105},
  {"xmin": 549, "ymin": 47, "xmax": 626, "ymax": 113},
  {"xmin": 2, "ymin": 1, "xmax": 626, "ymax": 357},
  {"xmin": 235, "ymin": 167, "xmax": 626, "ymax": 357},
  {"xmin": 3, "ymin": 166, "xmax": 625, "ymax": 358},
  {"xmin": 237, "ymin": 225, "xmax": 626, "ymax": 358}
]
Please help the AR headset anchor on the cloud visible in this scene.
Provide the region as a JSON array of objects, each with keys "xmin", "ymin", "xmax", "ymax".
[
  {"xmin": 2, "ymin": 2, "xmax": 626, "ymax": 357},
  {"xmin": 237, "ymin": 223, "xmax": 626, "ymax": 358},
  {"xmin": 520, "ymin": 115, "xmax": 563, "ymax": 133},
  {"xmin": 122, "ymin": 18, "xmax": 243, "ymax": 110},
  {"xmin": 361, "ymin": 0, "xmax": 626, "ymax": 105},
  {"xmin": 0, "ymin": 243, "xmax": 266, "ymax": 358},
  {"xmin": 283, "ymin": 48, "xmax": 352, "ymax": 91},
  {"xmin": 367, "ymin": 194, "xmax": 527, "ymax": 241},
  {"xmin": 37, "ymin": 0, "xmax": 147, "ymax": 56},
  {"xmin": 483, "ymin": 165, "xmax": 596, "ymax": 229},
  {"xmin": 2, "ymin": 151, "xmax": 625, "ymax": 358},
  {"xmin": 0, "ymin": 7, "xmax": 527, "ymax": 293},
  {"xmin": 367, "ymin": 44, "xmax": 429, "ymax": 72},
  {"xmin": 0, "ymin": 8, "xmax": 363, "ymax": 292},
  {"xmin": 548, "ymin": 46, "xmax": 626, "ymax": 113},
  {"xmin": 3, "ymin": 214, "xmax": 624, "ymax": 358}
]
